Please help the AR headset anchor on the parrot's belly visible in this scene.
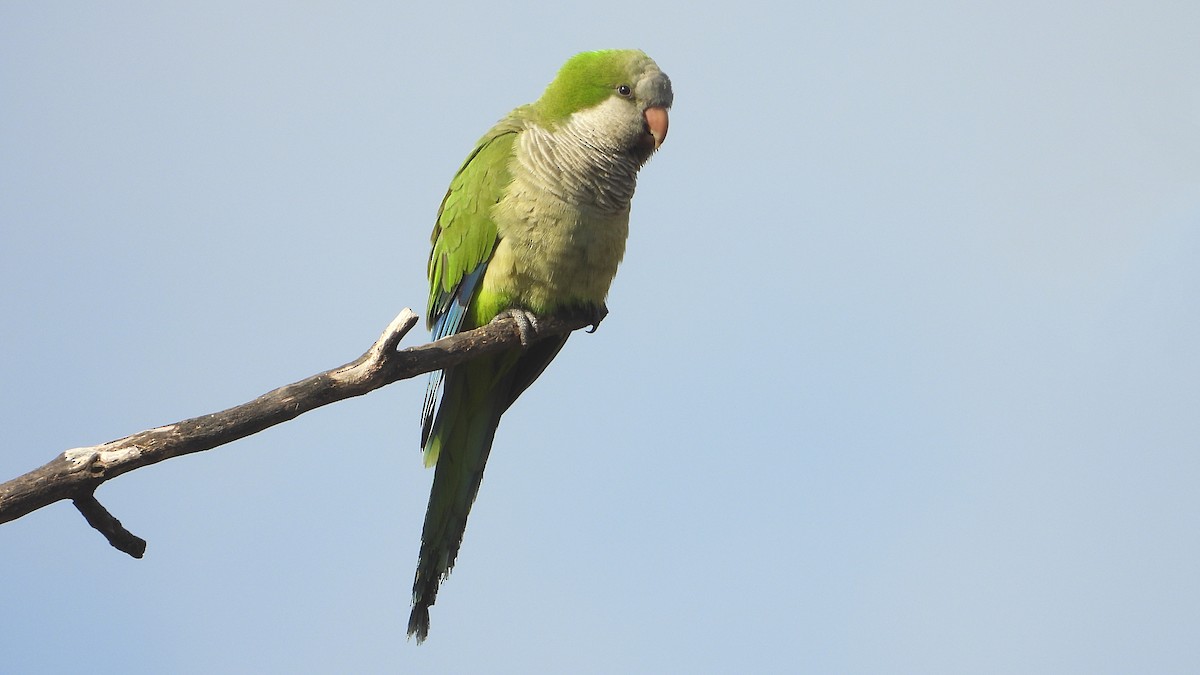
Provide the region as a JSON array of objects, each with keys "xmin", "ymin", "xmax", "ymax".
[{"xmin": 485, "ymin": 194, "xmax": 629, "ymax": 314}]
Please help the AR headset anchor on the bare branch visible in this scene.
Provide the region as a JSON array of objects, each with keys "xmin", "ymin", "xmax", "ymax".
[
  {"xmin": 0, "ymin": 307, "xmax": 598, "ymax": 555},
  {"xmin": 73, "ymin": 493, "xmax": 147, "ymax": 558}
]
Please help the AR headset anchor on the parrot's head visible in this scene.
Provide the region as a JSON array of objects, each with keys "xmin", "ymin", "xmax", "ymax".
[{"xmin": 533, "ymin": 49, "xmax": 673, "ymax": 166}]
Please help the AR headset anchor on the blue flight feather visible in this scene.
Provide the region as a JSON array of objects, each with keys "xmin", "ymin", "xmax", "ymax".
[{"xmin": 420, "ymin": 263, "xmax": 486, "ymax": 445}]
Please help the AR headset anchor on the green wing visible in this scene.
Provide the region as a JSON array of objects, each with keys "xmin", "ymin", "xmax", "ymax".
[
  {"xmin": 421, "ymin": 118, "xmax": 521, "ymax": 442},
  {"xmin": 426, "ymin": 118, "xmax": 521, "ymax": 330}
]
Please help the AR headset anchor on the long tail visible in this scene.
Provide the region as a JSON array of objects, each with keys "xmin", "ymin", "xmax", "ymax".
[
  {"xmin": 408, "ymin": 335, "xmax": 569, "ymax": 642},
  {"xmin": 408, "ymin": 365, "xmax": 504, "ymax": 643}
]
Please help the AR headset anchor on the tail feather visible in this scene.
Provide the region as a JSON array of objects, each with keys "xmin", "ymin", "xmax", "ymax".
[
  {"xmin": 408, "ymin": 333, "xmax": 568, "ymax": 642},
  {"xmin": 408, "ymin": 371, "xmax": 503, "ymax": 643}
]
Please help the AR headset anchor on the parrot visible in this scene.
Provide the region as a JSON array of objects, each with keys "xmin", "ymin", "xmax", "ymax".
[{"xmin": 408, "ymin": 49, "xmax": 673, "ymax": 642}]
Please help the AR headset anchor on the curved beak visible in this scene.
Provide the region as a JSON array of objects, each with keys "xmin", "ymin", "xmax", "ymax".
[{"xmin": 643, "ymin": 106, "xmax": 669, "ymax": 149}]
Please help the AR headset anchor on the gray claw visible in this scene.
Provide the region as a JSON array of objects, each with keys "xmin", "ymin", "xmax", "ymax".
[
  {"xmin": 500, "ymin": 309, "xmax": 540, "ymax": 346},
  {"xmin": 586, "ymin": 305, "xmax": 609, "ymax": 334}
]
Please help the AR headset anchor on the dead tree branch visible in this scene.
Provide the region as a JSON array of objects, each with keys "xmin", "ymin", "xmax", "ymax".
[{"xmin": 0, "ymin": 307, "xmax": 598, "ymax": 555}]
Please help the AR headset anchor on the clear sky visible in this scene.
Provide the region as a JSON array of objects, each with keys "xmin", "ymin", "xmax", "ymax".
[{"xmin": 2, "ymin": 2, "xmax": 1199, "ymax": 673}]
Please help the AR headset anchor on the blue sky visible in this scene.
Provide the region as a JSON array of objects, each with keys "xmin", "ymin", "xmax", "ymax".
[{"xmin": 2, "ymin": 2, "xmax": 1199, "ymax": 673}]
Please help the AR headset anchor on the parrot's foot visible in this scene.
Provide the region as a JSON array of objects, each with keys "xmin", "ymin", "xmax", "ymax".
[
  {"xmin": 586, "ymin": 304, "xmax": 609, "ymax": 334},
  {"xmin": 498, "ymin": 309, "xmax": 540, "ymax": 346}
]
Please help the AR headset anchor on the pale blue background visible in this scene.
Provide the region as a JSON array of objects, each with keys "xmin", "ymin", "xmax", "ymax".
[{"xmin": 3, "ymin": 2, "xmax": 1199, "ymax": 673}]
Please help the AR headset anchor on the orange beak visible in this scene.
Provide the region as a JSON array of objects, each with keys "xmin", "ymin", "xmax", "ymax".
[{"xmin": 644, "ymin": 106, "xmax": 669, "ymax": 149}]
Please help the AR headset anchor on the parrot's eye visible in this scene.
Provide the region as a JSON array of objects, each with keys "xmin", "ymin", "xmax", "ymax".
[{"xmin": 617, "ymin": 84, "xmax": 632, "ymax": 97}]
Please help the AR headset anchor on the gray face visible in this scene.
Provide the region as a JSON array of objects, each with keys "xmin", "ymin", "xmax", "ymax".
[{"xmin": 635, "ymin": 64, "xmax": 674, "ymax": 111}]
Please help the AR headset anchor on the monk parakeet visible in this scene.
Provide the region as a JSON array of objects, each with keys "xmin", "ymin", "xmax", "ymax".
[{"xmin": 409, "ymin": 49, "xmax": 673, "ymax": 642}]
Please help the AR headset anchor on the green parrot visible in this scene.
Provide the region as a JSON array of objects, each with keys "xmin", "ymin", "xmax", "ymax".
[{"xmin": 409, "ymin": 49, "xmax": 673, "ymax": 642}]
